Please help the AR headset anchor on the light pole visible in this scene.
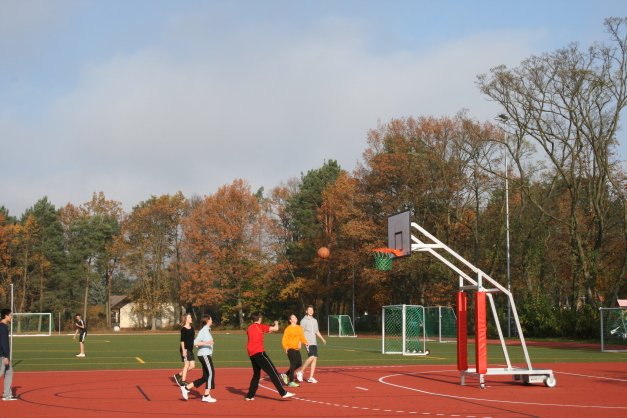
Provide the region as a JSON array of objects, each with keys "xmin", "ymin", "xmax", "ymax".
[
  {"xmin": 496, "ymin": 114, "xmax": 512, "ymax": 338},
  {"xmin": 350, "ymin": 242, "xmax": 356, "ymax": 325}
]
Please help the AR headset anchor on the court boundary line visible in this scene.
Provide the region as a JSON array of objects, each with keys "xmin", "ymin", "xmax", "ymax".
[{"xmin": 378, "ymin": 369, "xmax": 627, "ymax": 411}]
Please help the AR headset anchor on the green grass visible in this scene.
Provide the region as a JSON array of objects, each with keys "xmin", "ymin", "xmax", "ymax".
[{"xmin": 11, "ymin": 332, "xmax": 626, "ymax": 372}]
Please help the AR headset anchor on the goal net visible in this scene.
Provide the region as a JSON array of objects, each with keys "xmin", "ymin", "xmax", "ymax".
[
  {"xmin": 424, "ymin": 306, "xmax": 457, "ymax": 342},
  {"xmin": 600, "ymin": 307, "xmax": 627, "ymax": 352},
  {"xmin": 382, "ymin": 304, "xmax": 429, "ymax": 355},
  {"xmin": 11, "ymin": 313, "xmax": 53, "ymax": 336},
  {"xmin": 328, "ymin": 314, "xmax": 356, "ymax": 337}
]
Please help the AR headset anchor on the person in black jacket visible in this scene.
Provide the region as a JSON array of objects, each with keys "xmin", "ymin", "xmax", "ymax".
[
  {"xmin": 0, "ymin": 308, "xmax": 17, "ymax": 401},
  {"xmin": 174, "ymin": 313, "xmax": 196, "ymax": 386}
]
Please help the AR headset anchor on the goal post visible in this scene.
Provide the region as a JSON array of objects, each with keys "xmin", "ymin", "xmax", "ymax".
[
  {"xmin": 382, "ymin": 304, "xmax": 429, "ymax": 355},
  {"xmin": 424, "ymin": 306, "xmax": 457, "ymax": 342},
  {"xmin": 600, "ymin": 307, "xmax": 627, "ymax": 352},
  {"xmin": 11, "ymin": 313, "xmax": 53, "ymax": 337},
  {"xmin": 327, "ymin": 314, "xmax": 356, "ymax": 337}
]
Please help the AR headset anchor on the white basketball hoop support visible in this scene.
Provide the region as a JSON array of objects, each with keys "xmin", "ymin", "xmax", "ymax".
[{"xmin": 409, "ymin": 221, "xmax": 555, "ymax": 388}]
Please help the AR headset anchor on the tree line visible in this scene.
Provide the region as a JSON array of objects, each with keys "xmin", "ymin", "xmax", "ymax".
[{"xmin": 1, "ymin": 18, "xmax": 625, "ymax": 338}]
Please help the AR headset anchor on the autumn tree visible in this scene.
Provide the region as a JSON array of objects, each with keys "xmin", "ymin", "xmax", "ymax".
[
  {"xmin": 357, "ymin": 115, "xmax": 497, "ymax": 306},
  {"xmin": 181, "ymin": 180, "xmax": 265, "ymax": 328},
  {"xmin": 316, "ymin": 171, "xmax": 377, "ymax": 319},
  {"xmin": 120, "ymin": 193, "xmax": 186, "ymax": 330},
  {"xmin": 0, "ymin": 211, "xmax": 18, "ymax": 304},
  {"xmin": 477, "ymin": 17, "xmax": 627, "ymax": 308},
  {"xmin": 283, "ymin": 161, "xmax": 342, "ymax": 318}
]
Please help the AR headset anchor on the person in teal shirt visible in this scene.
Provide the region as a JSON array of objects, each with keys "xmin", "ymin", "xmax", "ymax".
[{"xmin": 179, "ymin": 315, "xmax": 217, "ymax": 403}]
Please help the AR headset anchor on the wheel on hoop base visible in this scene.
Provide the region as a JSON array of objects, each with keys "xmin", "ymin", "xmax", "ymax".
[{"xmin": 544, "ymin": 375, "xmax": 557, "ymax": 388}]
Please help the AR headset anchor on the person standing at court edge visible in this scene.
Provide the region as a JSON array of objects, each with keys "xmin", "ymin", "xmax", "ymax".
[{"xmin": 0, "ymin": 308, "xmax": 17, "ymax": 401}]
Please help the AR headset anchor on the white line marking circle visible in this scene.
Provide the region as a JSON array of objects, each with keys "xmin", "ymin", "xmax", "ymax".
[{"xmin": 378, "ymin": 369, "xmax": 627, "ymax": 411}]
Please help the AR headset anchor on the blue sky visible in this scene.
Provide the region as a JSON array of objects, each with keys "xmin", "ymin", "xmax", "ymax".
[{"xmin": 1, "ymin": 1, "xmax": 626, "ymax": 216}]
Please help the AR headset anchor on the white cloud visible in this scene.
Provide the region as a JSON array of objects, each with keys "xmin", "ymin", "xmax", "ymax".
[{"xmin": 1, "ymin": 13, "xmax": 543, "ymax": 216}]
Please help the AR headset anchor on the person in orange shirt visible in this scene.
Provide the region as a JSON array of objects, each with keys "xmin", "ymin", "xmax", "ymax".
[{"xmin": 281, "ymin": 314, "xmax": 308, "ymax": 387}]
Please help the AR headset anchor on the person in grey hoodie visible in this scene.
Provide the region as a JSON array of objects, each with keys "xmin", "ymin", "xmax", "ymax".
[{"xmin": 179, "ymin": 315, "xmax": 217, "ymax": 403}]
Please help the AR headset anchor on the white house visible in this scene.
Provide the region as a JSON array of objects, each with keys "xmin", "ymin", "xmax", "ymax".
[{"xmin": 111, "ymin": 295, "xmax": 178, "ymax": 329}]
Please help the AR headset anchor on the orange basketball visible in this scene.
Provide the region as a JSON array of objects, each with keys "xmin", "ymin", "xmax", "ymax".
[{"xmin": 317, "ymin": 246, "xmax": 330, "ymax": 259}]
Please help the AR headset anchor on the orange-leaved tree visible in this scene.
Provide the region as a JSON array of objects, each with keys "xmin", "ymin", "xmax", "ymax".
[
  {"xmin": 317, "ymin": 171, "xmax": 378, "ymax": 317},
  {"xmin": 356, "ymin": 114, "xmax": 494, "ymax": 306},
  {"xmin": 120, "ymin": 192, "xmax": 187, "ymax": 330},
  {"xmin": 181, "ymin": 179, "xmax": 265, "ymax": 328}
]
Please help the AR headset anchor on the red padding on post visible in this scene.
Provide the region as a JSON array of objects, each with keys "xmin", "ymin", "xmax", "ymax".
[
  {"xmin": 456, "ymin": 291, "xmax": 467, "ymax": 371},
  {"xmin": 475, "ymin": 291, "xmax": 487, "ymax": 374}
]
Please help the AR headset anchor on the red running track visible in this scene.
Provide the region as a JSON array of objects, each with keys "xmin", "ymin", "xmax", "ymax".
[{"xmin": 3, "ymin": 362, "xmax": 626, "ymax": 417}]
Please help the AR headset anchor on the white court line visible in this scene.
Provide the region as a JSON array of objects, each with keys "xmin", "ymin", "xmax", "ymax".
[
  {"xmin": 257, "ymin": 371, "xmax": 495, "ymax": 417},
  {"xmin": 355, "ymin": 386, "xmax": 368, "ymax": 391},
  {"xmin": 379, "ymin": 370, "xmax": 627, "ymax": 411},
  {"xmin": 556, "ymin": 370, "xmax": 627, "ymax": 382}
]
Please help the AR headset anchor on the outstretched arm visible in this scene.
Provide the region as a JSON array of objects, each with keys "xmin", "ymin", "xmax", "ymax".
[{"xmin": 269, "ymin": 320, "xmax": 280, "ymax": 333}]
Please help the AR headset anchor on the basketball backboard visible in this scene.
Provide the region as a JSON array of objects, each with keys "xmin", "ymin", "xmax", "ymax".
[{"xmin": 388, "ymin": 210, "xmax": 411, "ymax": 257}]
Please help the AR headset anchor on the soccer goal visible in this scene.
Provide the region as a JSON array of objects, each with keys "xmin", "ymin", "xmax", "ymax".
[
  {"xmin": 600, "ymin": 306, "xmax": 627, "ymax": 352},
  {"xmin": 11, "ymin": 313, "xmax": 53, "ymax": 336},
  {"xmin": 424, "ymin": 306, "xmax": 457, "ymax": 342},
  {"xmin": 382, "ymin": 304, "xmax": 429, "ymax": 355},
  {"xmin": 328, "ymin": 314, "xmax": 356, "ymax": 337}
]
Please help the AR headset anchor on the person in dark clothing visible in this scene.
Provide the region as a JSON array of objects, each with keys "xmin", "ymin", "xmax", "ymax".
[
  {"xmin": 174, "ymin": 313, "xmax": 196, "ymax": 386},
  {"xmin": 0, "ymin": 308, "xmax": 17, "ymax": 401},
  {"xmin": 73, "ymin": 313, "xmax": 87, "ymax": 357}
]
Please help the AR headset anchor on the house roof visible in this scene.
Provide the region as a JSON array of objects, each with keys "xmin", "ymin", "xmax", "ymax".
[{"xmin": 111, "ymin": 295, "xmax": 130, "ymax": 309}]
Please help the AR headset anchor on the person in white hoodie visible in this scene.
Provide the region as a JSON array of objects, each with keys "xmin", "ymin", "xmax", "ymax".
[{"xmin": 179, "ymin": 315, "xmax": 217, "ymax": 403}]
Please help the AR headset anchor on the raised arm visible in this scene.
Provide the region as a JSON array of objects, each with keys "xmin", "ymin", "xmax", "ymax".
[{"xmin": 269, "ymin": 320, "xmax": 280, "ymax": 333}]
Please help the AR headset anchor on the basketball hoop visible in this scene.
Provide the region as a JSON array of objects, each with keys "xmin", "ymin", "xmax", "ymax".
[{"xmin": 372, "ymin": 248, "xmax": 403, "ymax": 271}]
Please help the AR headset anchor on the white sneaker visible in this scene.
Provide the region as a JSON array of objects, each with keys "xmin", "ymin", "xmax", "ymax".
[
  {"xmin": 2, "ymin": 396, "xmax": 18, "ymax": 401},
  {"xmin": 307, "ymin": 377, "xmax": 318, "ymax": 383},
  {"xmin": 296, "ymin": 370, "xmax": 303, "ymax": 382},
  {"xmin": 282, "ymin": 392, "xmax": 295, "ymax": 399},
  {"xmin": 245, "ymin": 397, "xmax": 255, "ymax": 401},
  {"xmin": 280, "ymin": 373, "xmax": 288, "ymax": 385},
  {"xmin": 201, "ymin": 396, "xmax": 217, "ymax": 403},
  {"xmin": 180, "ymin": 386, "xmax": 189, "ymax": 400},
  {"xmin": 75, "ymin": 353, "xmax": 85, "ymax": 357}
]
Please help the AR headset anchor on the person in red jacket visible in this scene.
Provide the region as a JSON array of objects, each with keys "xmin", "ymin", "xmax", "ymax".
[{"xmin": 244, "ymin": 312, "xmax": 294, "ymax": 401}]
